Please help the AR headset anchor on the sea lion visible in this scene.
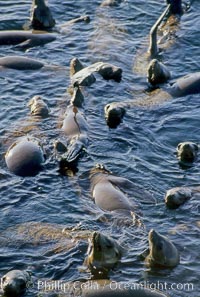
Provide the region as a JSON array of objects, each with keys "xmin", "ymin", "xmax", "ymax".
[
  {"xmin": 133, "ymin": 1, "xmax": 184, "ymax": 75},
  {"xmin": 0, "ymin": 222, "xmax": 121, "ymax": 276},
  {"xmin": 104, "ymin": 103, "xmax": 126, "ymax": 128},
  {"xmin": 85, "ymin": 231, "xmax": 122, "ymax": 275},
  {"xmin": 166, "ymin": 0, "xmax": 183, "ymax": 15},
  {"xmin": 90, "ymin": 164, "xmax": 155, "ymax": 216},
  {"xmin": 0, "ymin": 31, "xmax": 56, "ymax": 49},
  {"xmin": 70, "ymin": 57, "xmax": 85, "ymax": 77},
  {"xmin": 60, "ymin": 102, "xmax": 88, "ymax": 164},
  {"xmin": 0, "ymin": 56, "xmax": 44, "ymax": 70},
  {"xmin": 146, "ymin": 229, "xmax": 180, "ymax": 268},
  {"xmin": 165, "ymin": 187, "xmax": 193, "ymax": 209},
  {"xmin": 0, "ymin": 55, "xmax": 64, "ymax": 71},
  {"xmin": 104, "ymin": 71, "xmax": 200, "ymax": 128},
  {"xmin": 147, "ymin": 59, "xmax": 171, "ymax": 85},
  {"xmin": 28, "ymin": 95, "xmax": 50, "ymax": 117},
  {"xmin": 30, "ymin": 0, "xmax": 56, "ymax": 30},
  {"xmin": 5, "ymin": 136, "xmax": 46, "ymax": 177},
  {"xmin": 70, "ymin": 87, "xmax": 85, "ymax": 108},
  {"xmin": 1, "ymin": 270, "xmax": 31, "ymax": 297},
  {"xmin": 29, "ymin": 0, "xmax": 90, "ymax": 31},
  {"xmin": 71, "ymin": 61, "xmax": 122, "ymax": 87},
  {"xmin": 176, "ymin": 141, "xmax": 198, "ymax": 166}
]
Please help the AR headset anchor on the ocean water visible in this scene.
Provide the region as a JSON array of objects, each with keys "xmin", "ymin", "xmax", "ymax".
[{"xmin": 0, "ymin": 0, "xmax": 199, "ymax": 296}]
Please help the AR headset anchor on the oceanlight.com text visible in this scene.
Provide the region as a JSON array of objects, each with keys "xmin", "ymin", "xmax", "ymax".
[{"xmin": 35, "ymin": 280, "xmax": 194, "ymax": 293}]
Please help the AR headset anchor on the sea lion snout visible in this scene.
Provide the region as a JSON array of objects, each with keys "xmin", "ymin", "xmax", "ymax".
[
  {"xmin": 149, "ymin": 229, "xmax": 159, "ymax": 242},
  {"xmin": 2, "ymin": 270, "xmax": 31, "ymax": 297},
  {"xmin": 104, "ymin": 103, "xmax": 125, "ymax": 128}
]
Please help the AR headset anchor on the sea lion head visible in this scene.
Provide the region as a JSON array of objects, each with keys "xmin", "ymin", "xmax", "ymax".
[
  {"xmin": 147, "ymin": 229, "xmax": 180, "ymax": 267},
  {"xmin": 2, "ymin": 270, "xmax": 31, "ymax": 297},
  {"xmin": 28, "ymin": 95, "xmax": 49, "ymax": 117},
  {"xmin": 166, "ymin": 0, "xmax": 183, "ymax": 15},
  {"xmin": 69, "ymin": 58, "xmax": 84, "ymax": 77},
  {"xmin": 147, "ymin": 59, "xmax": 171, "ymax": 85},
  {"xmin": 165, "ymin": 187, "xmax": 192, "ymax": 209},
  {"xmin": 176, "ymin": 142, "xmax": 198, "ymax": 166},
  {"xmin": 31, "ymin": 0, "xmax": 56, "ymax": 29},
  {"xmin": 90, "ymin": 164, "xmax": 111, "ymax": 177},
  {"xmin": 104, "ymin": 103, "xmax": 125, "ymax": 128},
  {"xmin": 86, "ymin": 232, "xmax": 122, "ymax": 274}
]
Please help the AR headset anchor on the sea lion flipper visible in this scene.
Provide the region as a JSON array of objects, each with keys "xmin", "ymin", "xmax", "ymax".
[
  {"xmin": 62, "ymin": 139, "xmax": 85, "ymax": 164},
  {"xmin": 108, "ymin": 176, "xmax": 156, "ymax": 204},
  {"xmin": 13, "ymin": 39, "xmax": 36, "ymax": 50}
]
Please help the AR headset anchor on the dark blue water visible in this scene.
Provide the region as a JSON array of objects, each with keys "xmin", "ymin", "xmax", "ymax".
[{"xmin": 0, "ymin": 0, "xmax": 199, "ymax": 296}]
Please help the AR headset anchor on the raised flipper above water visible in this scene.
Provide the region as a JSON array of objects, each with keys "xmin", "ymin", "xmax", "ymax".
[
  {"xmin": 148, "ymin": 4, "xmax": 171, "ymax": 58},
  {"xmin": 133, "ymin": 2, "xmax": 184, "ymax": 75}
]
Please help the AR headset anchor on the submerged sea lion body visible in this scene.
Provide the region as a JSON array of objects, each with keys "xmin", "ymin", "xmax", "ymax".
[
  {"xmin": 90, "ymin": 164, "xmax": 154, "ymax": 217},
  {"xmin": 0, "ymin": 30, "xmax": 56, "ymax": 49},
  {"xmin": 146, "ymin": 229, "xmax": 180, "ymax": 268},
  {"xmin": 5, "ymin": 136, "xmax": 45, "ymax": 177},
  {"xmin": 167, "ymin": 72, "xmax": 200, "ymax": 97},
  {"xmin": 0, "ymin": 56, "xmax": 44, "ymax": 70},
  {"xmin": 1, "ymin": 270, "xmax": 31, "ymax": 297}
]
